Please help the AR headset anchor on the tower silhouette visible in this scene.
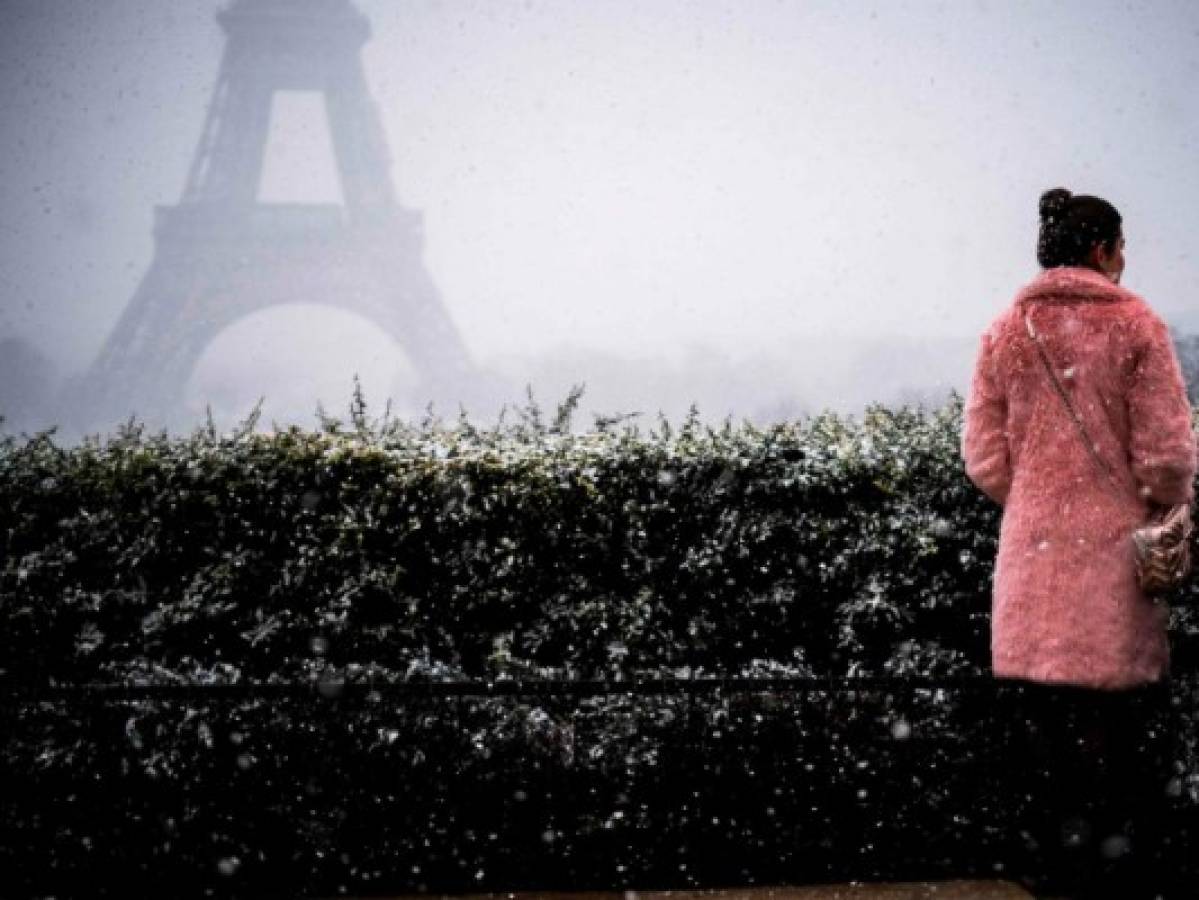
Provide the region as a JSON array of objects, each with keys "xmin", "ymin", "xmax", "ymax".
[{"xmin": 64, "ymin": 0, "xmax": 475, "ymax": 435}]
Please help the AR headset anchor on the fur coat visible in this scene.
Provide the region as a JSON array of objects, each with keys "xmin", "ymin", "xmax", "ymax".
[{"xmin": 962, "ymin": 266, "xmax": 1196, "ymax": 689}]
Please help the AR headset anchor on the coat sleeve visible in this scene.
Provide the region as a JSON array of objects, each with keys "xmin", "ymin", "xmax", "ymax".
[
  {"xmin": 1127, "ymin": 314, "xmax": 1197, "ymax": 506},
  {"xmin": 962, "ymin": 329, "xmax": 1012, "ymax": 506}
]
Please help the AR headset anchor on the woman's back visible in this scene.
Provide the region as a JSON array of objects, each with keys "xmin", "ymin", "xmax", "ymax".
[
  {"xmin": 982, "ymin": 266, "xmax": 1190, "ymax": 510},
  {"xmin": 964, "ymin": 266, "xmax": 1195, "ymax": 688}
]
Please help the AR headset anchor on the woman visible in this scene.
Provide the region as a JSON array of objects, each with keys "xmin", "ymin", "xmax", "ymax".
[{"xmin": 962, "ymin": 188, "xmax": 1196, "ymax": 898}]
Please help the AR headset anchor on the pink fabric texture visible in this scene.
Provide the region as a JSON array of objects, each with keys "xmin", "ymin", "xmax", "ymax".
[{"xmin": 963, "ymin": 266, "xmax": 1197, "ymax": 689}]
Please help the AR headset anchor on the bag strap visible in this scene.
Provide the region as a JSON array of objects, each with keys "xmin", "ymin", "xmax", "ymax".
[{"xmin": 1023, "ymin": 309, "xmax": 1125, "ymax": 500}]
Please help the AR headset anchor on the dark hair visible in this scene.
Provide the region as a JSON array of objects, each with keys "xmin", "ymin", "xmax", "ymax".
[{"xmin": 1036, "ymin": 187, "xmax": 1123, "ymax": 268}]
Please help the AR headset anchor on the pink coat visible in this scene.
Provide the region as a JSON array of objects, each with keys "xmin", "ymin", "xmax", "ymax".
[{"xmin": 963, "ymin": 266, "xmax": 1196, "ymax": 689}]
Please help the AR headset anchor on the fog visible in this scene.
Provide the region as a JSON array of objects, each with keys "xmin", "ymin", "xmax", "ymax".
[{"xmin": 2, "ymin": 0, "xmax": 1198, "ymax": 441}]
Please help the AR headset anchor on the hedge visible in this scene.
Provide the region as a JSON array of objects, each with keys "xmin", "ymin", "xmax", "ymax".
[{"xmin": 3, "ymin": 388, "xmax": 1199, "ymax": 897}]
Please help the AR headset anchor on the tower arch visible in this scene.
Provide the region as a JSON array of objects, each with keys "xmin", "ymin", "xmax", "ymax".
[{"xmin": 64, "ymin": 0, "xmax": 475, "ymax": 436}]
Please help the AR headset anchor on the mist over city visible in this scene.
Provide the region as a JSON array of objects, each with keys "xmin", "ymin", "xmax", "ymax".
[{"xmin": 2, "ymin": 0, "xmax": 1197, "ymax": 442}]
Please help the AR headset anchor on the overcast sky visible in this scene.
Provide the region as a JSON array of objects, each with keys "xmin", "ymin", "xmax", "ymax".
[{"xmin": 2, "ymin": 0, "xmax": 1197, "ymax": 433}]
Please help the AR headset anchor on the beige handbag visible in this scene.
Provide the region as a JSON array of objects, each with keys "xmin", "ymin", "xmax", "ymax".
[
  {"xmin": 1133, "ymin": 504, "xmax": 1193, "ymax": 595},
  {"xmin": 1025, "ymin": 311, "xmax": 1193, "ymax": 596}
]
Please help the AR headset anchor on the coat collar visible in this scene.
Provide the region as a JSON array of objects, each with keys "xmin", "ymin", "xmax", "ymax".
[{"xmin": 1015, "ymin": 266, "xmax": 1137, "ymax": 306}]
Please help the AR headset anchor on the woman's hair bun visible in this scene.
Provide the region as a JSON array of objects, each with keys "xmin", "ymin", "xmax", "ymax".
[
  {"xmin": 1036, "ymin": 187, "xmax": 1121, "ymax": 268},
  {"xmin": 1039, "ymin": 187, "xmax": 1073, "ymax": 223}
]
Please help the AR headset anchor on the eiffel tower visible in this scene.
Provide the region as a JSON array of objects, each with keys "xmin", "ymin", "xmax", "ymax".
[{"xmin": 63, "ymin": 0, "xmax": 475, "ymax": 436}]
